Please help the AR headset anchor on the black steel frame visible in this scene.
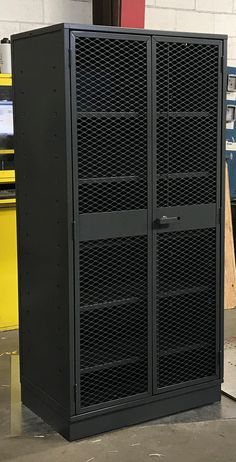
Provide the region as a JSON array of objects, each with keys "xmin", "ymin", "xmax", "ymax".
[
  {"xmin": 12, "ymin": 23, "xmax": 227, "ymax": 441},
  {"xmin": 70, "ymin": 30, "xmax": 153, "ymax": 414},
  {"xmin": 152, "ymin": 35, "xmax": 224, "ymax": 394}
]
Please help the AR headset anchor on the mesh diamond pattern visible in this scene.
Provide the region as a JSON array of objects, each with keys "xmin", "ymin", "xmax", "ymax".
[
  {"xmin": 158, "ymin": 347, "xmax": 216, "ymax": 388},
  {"xmin": 158, "ymin": 290, "xmax": 216, "ymax": 353},
  {"xmin": 73, "ymin": 35, "xmax": 220, "ymax": 405},
  {"xmin": 155, "ymin": 40, "xmax": 219, "ymax": 207},
  {"xmin": 78, "ymin": 179, "xmax": 146, "ymax": 214},
  {"xmin": 75, "ymin": 34, "xmax": 149, "ymax": 408},
  {"xmin": 81, "ymin": 361, "xmax": 148, "ymax": 407},
  {"xmin": 75, "ymin": 37, "xmax": 147, "ymax": 112},
  {"xmin": 156, "ymin": 228, "xmax": 217, "ymax": 387},
  {"xmin": 79, "ymin": 236, "xmax": 148, "ymax": 406},
  {"xmin": 155, "ymin": 41, "xmax": 219, "ymax": 113},
  {"xmin": 77, "ymin": 117, "xmax": 147, "ymax": 178},
  {"xmin": 156, "ymin": 116, "xmax": 217, "ymax": 176},
  {"xmin": 80, "ymin": 300, "xmax": 147, "ymax": 369},
  {"xmin": 157, "ymin": 175, "xmax": 215, "ymax": 207},
  {"xmin": 157, "ymin": 228, "xmax": 216, "ymax": 293},
  {"xmin": 75, "ymin": 36, "xmax": 148, "ymax": 214},
  {"xmin": 79, "ymin": 236, "xmax": 147, "ymax": 305}
]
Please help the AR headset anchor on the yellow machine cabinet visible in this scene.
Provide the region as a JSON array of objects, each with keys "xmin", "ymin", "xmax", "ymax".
[
  {"xmin": 0, "ymin": 74, "xmax": 18, "ymax": 330},
  {"xmin": 0, "ymin": 200, "xmax": 18, "ymax": 330}
]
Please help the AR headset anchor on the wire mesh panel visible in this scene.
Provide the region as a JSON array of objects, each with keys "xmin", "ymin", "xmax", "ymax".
[
  {"xmin": 75, "ymin": 35, "xmax": 148, "ymax": 214},
  {"xmin": 156, "ymin": 229, "xmax": 217, "ymax": 387},
  {"xmin": 79, "ymin": 236, "xmax": 148, "ymax": 407},
  {"xmin": 155, "ymin": 40, "xmax": 219, "ymax": 208},
  {"xmin": 72, "ymin": 33, "xmax": 150, "ymax": 408},
  {"xmin": 154, "ymin": 37, "xmax": 221, "ymax": 390}
]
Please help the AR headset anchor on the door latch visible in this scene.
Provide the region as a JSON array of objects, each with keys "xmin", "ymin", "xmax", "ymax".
[{"xmin": 157, "ymin": 215, "xmax": 180, "ymax": 225}]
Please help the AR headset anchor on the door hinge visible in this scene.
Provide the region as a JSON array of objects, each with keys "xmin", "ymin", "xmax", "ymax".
[
  {"xmin": 72, "ymin": 220, "xmax": 76, "ymax": 241},
  {"xmin": 219, "ymin": 350, "xmax": 223, "ymax": 362},
  {"xmin": 221, "ymin": 56, "xmax": 224, "ymax": 74},
  {"xmin": 68, "ymin": 48, "xmax": 71, "ymax": 68},
  {"xmin": 74, "ymin": 383, "xmax": 78, "ymax": 402},
  {"xmin": 219, "ymin": 350, "xmax": 223, "ymax": 378}
]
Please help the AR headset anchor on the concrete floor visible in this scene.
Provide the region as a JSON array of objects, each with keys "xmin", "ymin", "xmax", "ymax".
[
  {"xmin": 222, "ymin": 308, "xmax": 236, "ymax": 399},
  {"xmin": 0, "ymin": 311, "xmax": 236, "ymax": 462}
]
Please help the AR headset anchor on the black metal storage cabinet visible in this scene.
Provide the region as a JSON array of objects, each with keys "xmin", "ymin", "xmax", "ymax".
[{"xmin": 12, "ymin": 23, "xmax": 227, "ymax": 441}]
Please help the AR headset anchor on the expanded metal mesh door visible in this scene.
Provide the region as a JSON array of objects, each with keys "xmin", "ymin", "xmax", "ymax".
[
  {"xmin": 154, "ymin": 37, "xmax": 222, "ymax": 391},
  {"xmin": 71, "ymin": 31, "xmax": 223, "ymax": 410},
  {"xmin": 71, "ymin": 32, "xmax": 151, "ymax": 410}
]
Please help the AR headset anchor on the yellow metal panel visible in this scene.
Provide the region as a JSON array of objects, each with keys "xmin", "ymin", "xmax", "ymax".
[
  {"xmin": 0, "ymin": 170, "xmax": 15, "ymax": 183},
  {"xmin": 0, "ymin": 199, "xmax": 16, "ymax": 206},
  {"xmin": 0, "ymin": 150, "xmax": 14, "ymax": 155},
  {"xmin": 0, "ymin": 72, "xmax": 17, "ymax": 330},
  {"xmin": 0, "ymin": 73, "xmax": 12, "ymax": 86},
  {"xmin": 0, "ymin": 205, "xmax": 18, "ymax": 330}
]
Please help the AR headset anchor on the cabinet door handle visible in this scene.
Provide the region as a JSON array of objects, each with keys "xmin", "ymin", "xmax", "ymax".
[{"xmin": 158, "ymin": 215, "xmax": 180, "ymax": 225}]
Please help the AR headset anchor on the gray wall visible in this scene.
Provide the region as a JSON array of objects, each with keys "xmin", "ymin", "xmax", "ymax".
[
  {"xmin": 145, "ymin": 0, "xmax": 236, "ymax": 67},
  {"xmin": 1, "ymin": 0, "xmax": 236, "ymax": 66},
  {"xmin": 0, "ymin": 0, "xmax": 92, "ymax": 39}
]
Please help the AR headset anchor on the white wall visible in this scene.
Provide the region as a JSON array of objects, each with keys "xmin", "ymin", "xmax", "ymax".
[
  {"xmin": 145, "ymin": 0, "xmax": 236, "ymax": 67},
  {"xmin": 1, "ymin": 0, "xmax": 236, "ymax": 66},
  {"xmin": 0, "ymin": 0, "xmax": 92, "ymax": 40}
]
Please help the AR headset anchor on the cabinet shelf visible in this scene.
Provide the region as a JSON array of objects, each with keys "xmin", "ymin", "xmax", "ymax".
[
  {"xmin": 159, "ymin": 342, "xmax": 210, "ymax": 358},
  {"xmin": 77, "ymin": 111, "xmax": 139, "ymax": 119},
  {"xmin": 80, "ymin": 356, "xmax": 142, "ymax": 375},
  {"xmin": 78, "ymin": 175, "xmax": 140, "ymax": 184},
  {"xmin": 80, "ymin": 296, "xmax": 140, "ymax": 312}
]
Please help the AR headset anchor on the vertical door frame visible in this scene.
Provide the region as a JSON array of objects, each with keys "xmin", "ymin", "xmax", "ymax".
[
  {"xmin": 219, "ymin": 38, "xmax": 227, "ymax": 380},
  {"xmin": 69, "ymin": 30, "xmax": 153, "ymax": 414},
  {"xmin": 152, "ymin": 35, "xmax": 225, "ymax": 395}
]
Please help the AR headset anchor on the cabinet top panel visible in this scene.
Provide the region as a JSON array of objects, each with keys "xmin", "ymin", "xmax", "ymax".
[{"xmin": 11, "ymin": 22, "xmax": 227, "ymax": 43}]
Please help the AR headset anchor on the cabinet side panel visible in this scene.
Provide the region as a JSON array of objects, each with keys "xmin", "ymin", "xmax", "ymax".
[{"xmin": 12, "ymin": 30, "xmax": 73, "ymax": 413}]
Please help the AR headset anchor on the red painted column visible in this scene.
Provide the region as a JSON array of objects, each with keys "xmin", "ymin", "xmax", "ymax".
[{"xmin": 120, "ymin": 0, "xmax": 145, "ymax": 28}]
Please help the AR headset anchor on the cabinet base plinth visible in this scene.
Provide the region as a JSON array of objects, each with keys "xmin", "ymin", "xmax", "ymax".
[{"xmin": 22, "ymin": 382, "xmax": 221, "ymax": 441}]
